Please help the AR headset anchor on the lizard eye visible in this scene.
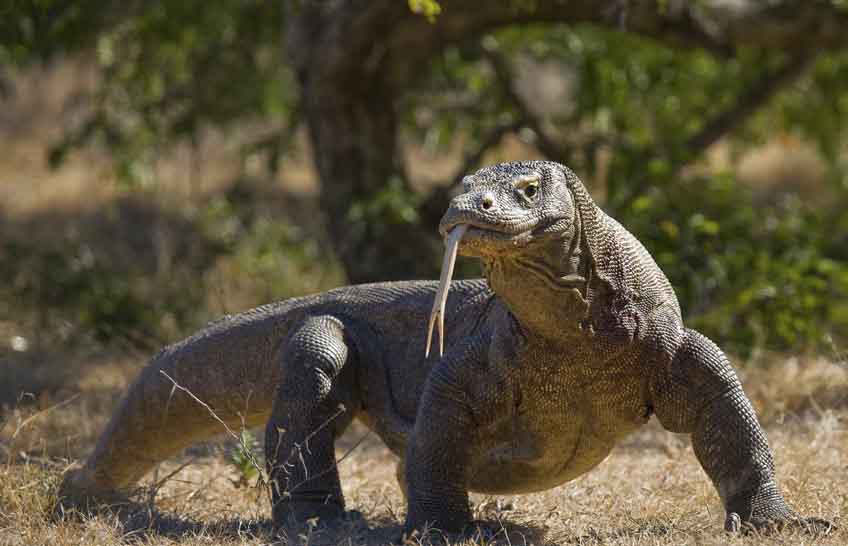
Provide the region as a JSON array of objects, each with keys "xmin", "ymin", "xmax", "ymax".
[
  {"xmin": 513, "ymin": 174, "xmax": 541, "ymax": 203},
  {"xmin": 515, "ymin": 181, "xmax": 539, "ymax": 202}
]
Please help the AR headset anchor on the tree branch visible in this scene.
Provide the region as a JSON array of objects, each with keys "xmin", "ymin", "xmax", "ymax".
[
  {"xmin": 606, "ymin": 53, "xmax": 815, "ymax": 211},
  {"xmin": 386, "ymin": 1, "xmax": 848, "ymax": 86},
  {"xmin": 681, "ymin": 53, "xmax": 814, "ymax": 160},
  {"xmin": 451, "ymin": 117, "xmax": 526, "ymax": 186},
  {"xmin": 482, "ymin": 44, "xmax": 573, "ymax": 163}
]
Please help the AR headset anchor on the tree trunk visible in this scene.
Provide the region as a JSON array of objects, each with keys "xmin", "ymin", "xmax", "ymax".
[{"xmin": 287, "ymin": 2, "xmax": 443, "ymax": 282}]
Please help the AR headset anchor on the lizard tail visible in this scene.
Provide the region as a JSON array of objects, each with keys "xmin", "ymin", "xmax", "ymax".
[{"xmin": 58, "ymin": 320, "xmax": 283, "ymax": 509}]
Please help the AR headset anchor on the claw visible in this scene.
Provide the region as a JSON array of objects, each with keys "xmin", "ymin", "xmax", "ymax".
[
  {"xmin": 724, "ymin": 512, "xmax": 741, "ymax": 533},
  {"xmin": 724, "ymin": 511, "xmax": 835, "ymax": 536},
  {"xmin": 425, "ymin": 224, "xmax": 468, "ymax": 358}
]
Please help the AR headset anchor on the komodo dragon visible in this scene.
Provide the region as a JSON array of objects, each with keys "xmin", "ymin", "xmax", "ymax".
[{"xmin": 60, "ymin": 161, "xmax": 829, "ymax": 535}]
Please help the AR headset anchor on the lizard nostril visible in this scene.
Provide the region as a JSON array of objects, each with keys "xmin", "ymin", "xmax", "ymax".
[{"xmin": 481, "ymin": 194, "xmax": 494, "ymax": 211}]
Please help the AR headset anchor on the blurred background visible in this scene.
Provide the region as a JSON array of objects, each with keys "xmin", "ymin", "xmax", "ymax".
[
  {"xmin": 1, "ymin": 3, "xmax": 847, "ymax": 543},
  {"xmin": 1, "ymin": 0, "xmax": 847, "ymax": 478}
]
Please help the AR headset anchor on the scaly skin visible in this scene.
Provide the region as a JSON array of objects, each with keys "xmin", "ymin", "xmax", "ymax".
[{"xmin": 60, "ymin": 161, "xmax": 828, "ymax": 536}]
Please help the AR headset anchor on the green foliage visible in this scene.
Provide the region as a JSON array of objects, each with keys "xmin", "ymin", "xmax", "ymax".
[
  {"xmin": 408, "ymin": 0, "xmax": 441, "ymax": 22},
  {"xmin": 0, "ymin": 238, "xmax": 184, "ymax": 347},
  {"xmin": 0, "ymin": 188, "xmax": 343, "ymax": 349},
  {"xmin": 0, "ymin": 1, "xmax": 113, "ymax": 64},
  {"xmin": 347, "ymin": 176, "xmax": 422, "ymax": 233},
  {"xmin": 8, "ymin": 1, "xmax": 295, "ymax": 188},
  {"xmin": 198, "ymin": 187, "xmax": 346, "ymax": 303},
  {"xmin": 622, "ymin": 176, "xmax": 848, "ymax": 355}
]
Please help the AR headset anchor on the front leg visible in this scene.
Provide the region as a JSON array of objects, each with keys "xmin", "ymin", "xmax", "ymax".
[
  {"xmin": 404, "ymin": 339, "xmax": 493, "ymax": 535},
  {"xmin": 650, "ymin": 328, "xmax": 829, "ymax": 533},
  {"xmin": 265, "ymin": 315, "xmax": 358, "ymax": 529}
]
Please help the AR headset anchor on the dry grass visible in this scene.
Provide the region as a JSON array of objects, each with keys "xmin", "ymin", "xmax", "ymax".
[{"xmin": 0, "ymin": 352, "xmax": 845, "ymax": 546}]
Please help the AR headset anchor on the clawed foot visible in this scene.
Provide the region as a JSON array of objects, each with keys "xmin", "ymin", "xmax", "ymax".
[
  {"xmin": 395, "ymin": 523, "xmax": 501, "ymax": 545},
  {"xmin": 725, "ymin": 512, "xmax": 835, "ymax": 535},
  {"xmin": 55, "ymin": 465, "xmax": 132, "ymax": 520},
  {"xmin": 273, "ymin": 505, "xmax": 366, "ymax": 538}
]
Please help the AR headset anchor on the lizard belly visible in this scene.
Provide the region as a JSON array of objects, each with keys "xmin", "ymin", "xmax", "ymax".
[
  {"xmin": 467, "ymin": 418, "xmax": 616, "ymax": 494},
  {"xmin": 466, "ymin": 364, "xmax": 649, "ymax": 494}
]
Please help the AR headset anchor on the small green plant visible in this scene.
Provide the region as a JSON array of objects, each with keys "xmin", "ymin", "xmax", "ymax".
[{"xmin": 228, "ymin": 429, "xmax": 264, "ymax": 488}]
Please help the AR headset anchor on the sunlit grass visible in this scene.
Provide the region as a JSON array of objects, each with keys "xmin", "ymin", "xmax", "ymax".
[{"xmin": 1, "ymin": 353, "xmax": 844, "ymax": 545}]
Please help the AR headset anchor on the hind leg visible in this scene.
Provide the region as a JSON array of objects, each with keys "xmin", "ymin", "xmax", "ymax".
[{"xmin": 265, "ymin": 315, "xmax": 359, "ymax": 529}]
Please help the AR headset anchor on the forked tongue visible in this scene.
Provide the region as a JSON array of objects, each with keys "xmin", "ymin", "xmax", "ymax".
[{"xmin": 425, "ymin": 224, "xmax": 468, "ymax": 358}]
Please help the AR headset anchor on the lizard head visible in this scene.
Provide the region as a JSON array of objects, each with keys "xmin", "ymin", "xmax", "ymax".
[
  {"xmin": 438, "ymin": 160, "xmax": 577, "ymax": 258},
  {"xmin": 425, "ymin": 161, "xmax": 583, "ymax": 357}
]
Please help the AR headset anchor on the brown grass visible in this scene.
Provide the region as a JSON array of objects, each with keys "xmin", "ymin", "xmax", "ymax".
[{"xmin": 1, "ymin": 352, "xmax": 845, "ymax": 546}]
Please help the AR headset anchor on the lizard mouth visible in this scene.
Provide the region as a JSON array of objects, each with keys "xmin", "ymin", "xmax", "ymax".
[
  {"xmin": 425, "ymin": 218, "xmax": 548, "ymax": 357},
  {"xmin": 439, "ymin": 219, "xmax": 531, "ymax": 242},
  {"xmin": 424, "ymin": 217, "xmax": 569, "ymax": 357},
  {"xmin": 424, "ymin": 221, "xmax": 534, "ymax": 358}
]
